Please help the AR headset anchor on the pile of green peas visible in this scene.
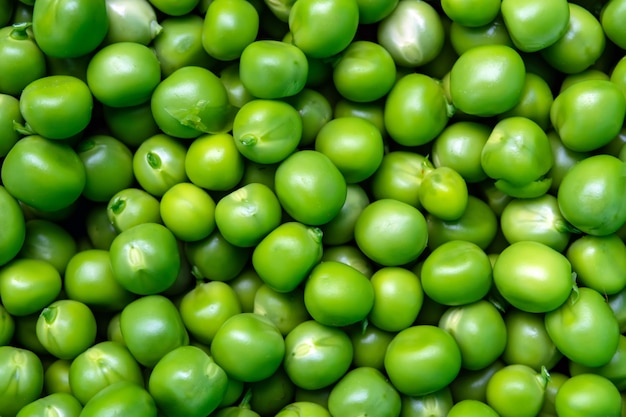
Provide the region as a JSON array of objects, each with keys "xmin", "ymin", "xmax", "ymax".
[{"xmin": 0, "ymin": 0, "xmax": 626, "ymax": 415}]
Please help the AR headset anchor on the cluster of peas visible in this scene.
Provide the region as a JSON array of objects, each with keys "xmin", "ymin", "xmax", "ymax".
[{"xmin": 0, "ymin": 0, "xmax": 626, "ymax": 415}]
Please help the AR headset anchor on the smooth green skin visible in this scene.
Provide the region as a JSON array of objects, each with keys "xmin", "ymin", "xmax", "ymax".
[
  {"xmin": 321, "ymin": 245, "xmax": 375, "ymax": 278},
  {"xmin": 275, "ymin": 401, "xmax": 331, "ymax": 417},
  {"xmin": 447, "ymin": 399, "xmax": 499, "ymax": 417},
  {"xmin": 106, "ymin": 314, "xmax": 125, "ymax": 347},
  {"xmin": 538, "ymin": 371, "xmax": 568, "ymax": 416},
  {"xmin": 399, "ymin": 386, "xmax": 453, "ymax": 417},
  {"xmin": 368, "ymin": 267, "xmax": 423, "ymax": 332},
  {"xmin": 555, "ymin": 374, "xmax": 621, "ymax": 417},
  {"xmin": 228, "ymin": 268, "xmax": 263, "ymax": 313},
  {"xmin": 202, "ymin": 0, "xmax": 259, "ymax": 61},
  {"xmin": 441, "ymin": 0, "xmax": 500, "ymax": 27},
  {"xmin": 493, "ymin": 241, "xmax": 573, "ymax": 313},
  {"xmin": 431, "ymin": 121, "xmax": 489, "ymax": 183},
  {"xmin": 103, "ymin": 0, "xmax": 161, "ymax": 45},
  {"xmin": 0, "ymin": 258, "xmax": 61, "ymax": 316},
  {"xmin": 109, "ymin": 222, "xmax": 180, "ymax": 295},
  {"xmin": 153, "ymin": 14, "xmax": 215, "ymax": 78},
  {"xmin": 79, "ymin": 381, "xmax": 157, "ymax": 417},
  {"xmin": 152, "ymin": 0, "xmax": 200, "ymax": 15},
  {"xmin": 384, "ymin": 73, "xmax": 450, "ymax": 147},
  {"xmin": 64, "ymin": 249, "xmax": 135, "ymax": 312},
  {"xmin": 36, "ymin": 299, "xmax": 97, "ymax": 360},
  {"xmin": 480, "ymin": 181, "xmax": 513, "ymax": 218},
  {"xmin": 333, "ymin": 40, "xmax": 396, "ymax": 103},
  {"xmin": 283, "ymin": 320, "xmax": 353, "ymax": 390},
  {"xmin": 557, "ymin": 154, "xmax": 626, "ymax": 236},
  {"xmin": 334, "ymin": 98, "xmax": 386, "ymax": 137},
  {"xmin": 77, "ymin": 135, "xmax": 134, "ymax": 203},
  {"xmin": 87, "ymin": 42, "xmax": 160, "ymax": 108},
  {"xmin": 149, "ymin": 345, "xmax": 228, "ymax": 417},
  {"xmin": 102, "ymin": 102, "xmax": 160, "ymax": 148},
  {"xmin": 547, "ymin": 130, "xmax": 588, "ymax": 194},
  {"xmin": 449, "ymin": 16, "xmax": 513, "ymax": 56},
  {"xmin": 567, "ymin": 234, "xmax": 626, "ymax": 295},
  {"xmin": 239, "ymin": 40, "xmax": 308, "ymax": 99},
  {"xmin": 1, "ymin": 135, "xmax": 86, "ymax": 212},
  {"xmin": 220, "ymin": 62, "xmax": 254, "ymax": 109},
  {"xmin": 185, "ymin": 132, "xmax": 245, "ymax": 191},
  {"xmin": 486, "ymin": 364, "xmax": 547, "ymax": 417},
  {"xmin": 500, "ymin": 194, "xmax": 573, "ymax": 252},
  {"xmin": 254, "ymin": 285, "xmax": 310, "ymax": 336},
  {"xmin": 449, "ymin": 360, "xmax": 505, "ymax": 403},
  {"xmin": 212, "ymin": 407, "xmax": 261, "ymax": 417},
  {"xmin": 377, "ymin": 0, "xmax": 444, "ymax": 67},
  {"xmin": 609, "ymin": 287, "xmax": 626, "ymax": 333},
  {"xmin": 540, "ymin": 3, "xmax": 606, "ymax": 74},
  {"xmin": 215, "ymin": 182, "xmax": 281, "ymax": 247},
  {"xmin": 233, "ymin": 99, "xmax": 302, "ymax": 164},
  {"xmin": 211, "ymin": 312, "xmax": 285, "ymax": 382},
  {"xmin": 449, "ymin": 44, "xmax": 525, "ymax": 116},
  {"xmin": 502, "ymin": 309, "xmax": 562, "ymax": 372},
  {"xmin": 32, "ymin": 0, "xmax": 108, "ymax": 58},
  {"xmin": 0, "ymin": 185, "xmax": 25, "ymax": 266},
  {"xmin": 499, "ymin": 72, "xmax": 554, "ymax": 130},
  {"xmin": 570, "ymin": 335, "xmax": 626, "ymax": 391},
  {"xmin": 151, "ymin": 66, "xmax": 230, "ymax": 139},
  {"xmin": 248, "ymin": 367, "xmax": 297, "ymax": 416},
  {"xmin": 314, "ymin": 116, "xmax": 384, "ymax": 184},
  {"xmin": 419, "ymin": 166, "xmax": 468, "ymax": 221},
  {"xmin": 19, "ymin": 75, "xmax": 92, "ymax": 139},
  {"xmin": 327, "ymin": 367, "xmax": 401, "ymax": 417},
  {"xmin": 356, "ymin": 0, "xmax": 397, "ymax": 23},
  {"xmin": 320, "ymin": 184, "xmax": 369, "ymax": 246},
  {"xmin": 0, "ymin": 305, "xmax": 14, "ymax": 346},
  {"xmin": 16, "ymin": 392, "xmax": 82, "ymax": 417},
  {"xmin": 282, "ymin": 88, "xmax": 332, "ymax": 147},
  {"xmin": 185, "ymin": 229, "xmax": 251, "ymax": 282},
  {"xmin": 551, "ymin": 80, "xmax": 626, "ymax": 152},
  {"xmin": 545, "ymin": 287, "xmax": 621, "ymax": 368},
  {"xmin": 107, "ymin": 188, "xmax": 162, "ymax": 232},
  {"xmin": 439, "ymin": 300, "xmax": 507, "ymax": 371},
  {"xmin": 179, "ymin": 280, "xmax": 242, "ymax": 345},
  {"xmin": 262, "ymin": 0, "xmax": 296, "ymax": 21},
  {"xmin": 13, "ymin": 313, "xmax": 48, "ymax": 356},
  {"xmin": 159, "ymin": 182, "xmax": 216, "ymax": 242},
  {"xmin": 133, "ymin": 134, "xmax": 188, "ymax": 198},
  {"xmin": 43, "ymin": 359, "xmax": 72, "ymax": 395},
  {"xmin": 420, "ymin": 240, "xmax": 492, "ymax": 307},
  {"xmin": 501, "ymin": 0, "xmax": 569, "ymax": 52},
  {"xmin": 0, "ymin": 94, "xmax": 23, "ymax": 156},
  {"xmin": 0, "ymin": 23, "xmax": 47, "ymax": 97},
  {"xmin": 560, "ymin": 68, "xmax": 610, "ymax": 93},
  {"xmin": 370, "ymin": 151, "xmax": 433, "ymax": 208},
  {"xmin": 68, "ymin": 341, "xmax": 144, "ymax": 405},
  {"xmin": 481, "ymin": 116, "xmax": 553, "ymax": 191},
  {"xmin": 602, "ymin": 0, "xmax": 626, "ymax": 49},
  {"xmin": 252, "ymin": 222, "xmax": 322, "ymax": 293},
  {"xmin": 385, "ymin": 325, "xmax": 462, "ymax": 397},
  {"xmin": 274, "ymin": 150, "xmax": 347, "ymax": 226},
  {"xmin": 120, "ymin": 295, "xmax": 189, "ymax": 368},
  {"xmin": 426, "ymin": 195, "xmax": 498, "ymax": 251},
  {"xmin": 289, "ymin": 0, "xmax": 359, "ymax": 58},
  {"xmin": 355, "ymin": 198, "xmax": 428, "ymax": 266},
  {"xmin": 293, "ymin": 387, "xmax": 331, "ymax": 410},
  {"xmin": 304, "ymin": 261, "xmax": 374, "ymax": 327},
  {"xmin": 0, "ymin": 346, "xmax": 44, "ymax": 417},
  {"xmin": 349, "ymin": 323, "xmax": 394, "ymax": 371}
]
